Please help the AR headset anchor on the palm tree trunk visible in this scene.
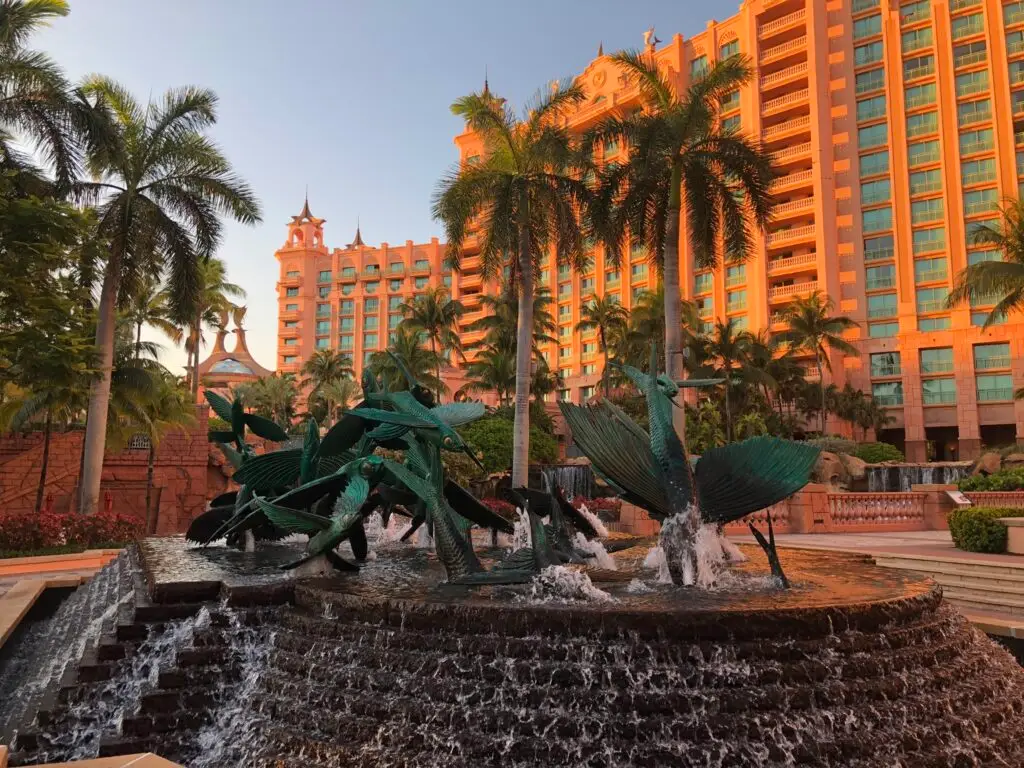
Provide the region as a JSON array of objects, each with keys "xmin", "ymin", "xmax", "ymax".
[
  {"xmin": 145, "ymin": 441, "xmax": 156, "ymax": 534},
  {"xmin": 600, "ymin": 328, "xmax": 610, "ymax": 398},
  {"xmin": 724, "ymin": 379, "xmax": 732, "ymax": 443},
  {"xmin": 35, "ymin": 409, "xmax": 52, "ymax": 514},
  {"xmin": 80, "ymin": 260, "xmax": 121, "ymax": 514},
  {"xmin": 136, "ymin": 321, "xmax": 143, "ymax": 361},
  {"xmin": 663, "ymin": 160, "xmax": 686, "ymax": 446},
  {"xmin": 511, "ymin": 212, "xmax": 533, "ymax": 487},
  {"xmin": 817, "ymin": 352, "xmax": 826, "ymax": 434},
  {"xmin": 431, "ymin": 336, "xmax": 441, "ymax": 404},
  {"xmin": 191, "ymin": 308, "xmax": 202, "ymax": 402}
]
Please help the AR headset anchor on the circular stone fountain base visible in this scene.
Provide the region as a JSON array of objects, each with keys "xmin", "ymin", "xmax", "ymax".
[{"xmin": 246, "ymin": 549, "xmax": 1024, "ymax": 767}]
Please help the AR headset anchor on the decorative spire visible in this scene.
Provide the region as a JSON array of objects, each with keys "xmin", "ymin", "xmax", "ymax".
[
  {"xmin": 483, "ymin": 65, "xmax": 489, "ymax": 96},
  {"xmin": 598, "ymin": 41, "xmax": 603, "ymax": 57},
  {"xmin": 290, "ymin": 190, "xmax": 325, "ymax": 226},
  {"xmin": 350, "ymin": 217, "xmax": 364, "ymax": 248}
]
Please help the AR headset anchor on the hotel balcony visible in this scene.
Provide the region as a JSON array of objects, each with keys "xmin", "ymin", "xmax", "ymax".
[
  {"xmin": 767, "ymin": 223, "xmax": 816, "ymax": 248},
  {"xmin": 758, "ymin": 8, "xmax": 806, "ymax": 40},
  {"xmin": 760, "ymin": 61, "xmax": 809, "ymax": 91},
  {"xmin": 767, "ymin": 251, "xmax": 817, "ymax": 275},
  {"xmin": 361, "ymin": 268, "xmax": 382, "ymax": 280},
  {"xmin": 761, "ymin": 35, "xmax": 807, "ymax": 64},
  {"xmin": 386, "ymin": 264, "xmax": 405, "ymax": 276},
  {"xmin": 280, "ymin": 274, "xmax": 302, "ymax": 289},
  {"xmin": 770, "ymin": 312, "xmax": 789, "ymax": 329},
  {"xmin": 770, "ymin": 141, "xmax": 812, "ymax": 166},
  {"xmin": 279, "ymin": 307, "xmax": 300, "ymax": 321},
  {"xmin": 762, "ymin": 89, "xmax": 810, "ymax": 117},
  {"xmin": 338, "ymin": 271, "xmax": 357, "ymax": 283},
  {"xmin": 279, "ymin": 326, "xmax": 300, "ymax": 339},
  {"xmin": 768, "ymin": 280, "xmax": 818, "ymax": 302},
  {"xmin": 460, "ymin": 271, "xmax": 483, "ymax": 290},
  {"xmin": 771, "ymin": 168, "xmax": 814, "ymax": 192},
  {"xmin": 762, "ymin": 115, "xmax": 811, "ymax": 142},
  {"xmin": 772, "ymin": 196, "xmax": 815, "ymax": 220},
  {"xmin": 411, "ymin": 263, "xmax": 431, "ymax": 277}
]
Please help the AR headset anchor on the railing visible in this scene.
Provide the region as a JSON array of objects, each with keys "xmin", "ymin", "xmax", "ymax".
[
  {"xmin": 874, "ymin": 394, "xmax": 904, "ymax": 406},
  {"xmin": 768, "ymin": 280, "xmax": 818, "ymax": 299},
  {"xmin": 915, "ymin": 268, "xmax": 947, "ymax": 284},
  {"xmin": 759, "ymin": 8, "xmax": 806, "ymax": 37},
  {"xmin": 965, "ymin": 200, "xmax": 999, "ymax": 216},
  {"xmin": 975, "ymin": 355, "xmax": 1010, "ymax": 370},
  {"xmin": 387, "ymin": 264, "xmax": 405, "ymax": 275},
  {"xmin": 1010, "ymin": 7, "xmax": 1024, "ymax": 26},
  {"xmin": 857, "ymin": 103, "xmax": 887, "ymax": 122},
  {"xmin": 727, "ymin": 301, "xmax": 748, "ymax": 313},
  {"xmin": 339, "ymin": 270, "xmax": 357, "ymax": 282},
  {"xmin": 411, "ymin": 263, "xmax": 431, "ymax": 276},
  {"xmin": 770, "ymin": 312, "xmax": 789, "ymax": 326},
  {"xmin": 768, "ymin": 252, "xmax": 817, "ymax": 272},
  {"xmin": 763, "ymin": 89, "xmax": 809, "ymax": 113},
  {"xmin": 865, "ymin": 246, "xmax": 895, "ymax": 262},
  {"xmin": 361, "ymin": 269, "xmax": 381, "ymax": 279},
  {"xmin": 910, "ymin": 178, "xmax": 942, "ymax": 195},
  {"xmin": 978, "ymin": 387, "xmax": 1014, "ymax": 402},
  {"xmin": 904, "ymin": 64, "xmax": 935, "ymax": 81},
  {"xmin": 905, "ymin": 92, "xmax": 936, "ymax": 110},
  {"xmin": 907, "ymin": 120, "xmax": 938, "ymax": 138},
  {"xmin": 868, "ymin": 305, "xmax": 897, "ymax": 319},
  {"xmin": 827, "ymin": 492, "xmax": 926, "ymax": 528},
  {"xmin": 762, "ymin": 36, "xmax": 808, "ymax": 62},
  {"xmin": 723, "ymin": 501, "xmax": 791, "ymax": 532},
  {"xmin": 871, "ymin": 364, "xmax": 902, "ymax": 377},
  {"xmin": 856, "ymin": 73, "xmax": 885, "ymax": 94},
  {"xmin": 949, "ymin": 0, "xmax": 981, "ymax": 11},
  {"xmin": 960, "ymin": 140, "xmax": 993, "ymax": 156},
  {"xmin": 964, "ymin": 491, "xmax": 1024, "ymax": 507},
  {"xmin": 958, "ymin": 107, "xmax": 992, "ymax": 126},
  {"xmin": 1009, "ymin": 39, "xmax": 1024, "ymax": 56},
  {"xmin": 773, "ymin": 197, "xmax": 815, "ymax": 216},
  {"xmin": 952, "ymin": 19, "xmax": 985, "ymax": 40},
  {"xmin": 761, "ymin": 62, "xmax": 808, "ymax": 89},
  {"xmin": 957, "ymin": 80, "xmax": 987, "ymax": 97},
  {"xmin": 772, "ymin": 169, "xmax": 814, "ymax": 189},
  {"xmin": 902, "ymin": 6, "xmax": 930, "ymax": 23},
  {"xmin": 767, "ymin": 224, "xmax": 816, "ymax": 245},
  {"xmin": 853, "ymin": 0, "xmax": 880, "ymax": 12},
  {"xmin": 917, "ymin": 299, "xmax": 948, "ymax": 314},
  {"xmin": 866, "ymin": 276, "xmax": 896, "ymax": 290},
  {"xmin": 923, "ymin": 391, "xmax": 957, "ymax": 405},
  {"xmin": 954, "ymin": 50, "xmax": 988, "ymax": 68},
  {"xmin": 771, "ymin": 142, "xmax": 813, "ymax": 163}
]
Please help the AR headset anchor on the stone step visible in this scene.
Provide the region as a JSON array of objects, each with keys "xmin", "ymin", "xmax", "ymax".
[
  {"xmin": 874, "ymin": 554, "xmax": 1024, "ymax": 579},
  {"xmin": 943, "ymin": 588, "xmax": 1024, "ymax": 617}
]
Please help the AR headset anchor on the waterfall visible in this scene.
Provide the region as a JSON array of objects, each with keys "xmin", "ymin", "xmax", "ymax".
[
  {"xmin": 541, "ymin": 464, "xmax": 594, "ymax": 499},
  {"xmin": 866, "ymin": 463, "xmax": 971, "ymax": 492}
]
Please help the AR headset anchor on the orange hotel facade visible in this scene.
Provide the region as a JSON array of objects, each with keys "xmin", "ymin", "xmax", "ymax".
[{"xmin": 278, "ymin": 0, "xmax": 1024, "ymax": 462}]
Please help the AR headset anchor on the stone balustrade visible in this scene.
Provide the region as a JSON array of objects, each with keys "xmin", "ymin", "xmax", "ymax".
[
  {"xmin": 964, "ymin": 492, "xmax": 1024, "ymax": 508},
  {"xmin": 828, "ymin": 492, "xmax": 926, "ymax": 528}
]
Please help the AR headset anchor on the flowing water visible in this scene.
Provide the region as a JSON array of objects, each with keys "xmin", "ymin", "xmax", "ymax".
[
  {"xmin": 866, "ymin": 463, "xmax": 972, "ymax": 491},
  {"xmin": 541, "ymin": 464, "xmax": 594, "ymax": 499}
]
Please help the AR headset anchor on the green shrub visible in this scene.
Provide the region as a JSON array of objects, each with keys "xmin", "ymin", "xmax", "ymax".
[
  {"xmin": 807, "ymin": 437, "xmax": 857, "ymax": 455},
  {"xmin": 852, "ymin": 442, "xmax": 904, "ymax": 463},
  {"xmin": 948, "ymin": 507, "xmax": 1015, "ymax": 553},
  {"xmin": 459, "ymin": 416, "xmax": 558, "ymax": 475},
  {"xmin": 959, "ymin": 468, "xmax": 1024, "ymax": 492},
  {"xmin": 209, "ymin": 416, "xmax": 231, "ymax": 432}
]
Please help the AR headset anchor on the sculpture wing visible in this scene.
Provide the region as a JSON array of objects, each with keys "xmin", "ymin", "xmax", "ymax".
[
  {"xmin": 243, "ymin": 413, "xmax": 289, "ymax": 442},
  {"xmin": 230, "ymin": 449, "xmax": 302, "ymax": 492},
  {"xmin": 559, "ymin": 401, "xmax": 671, "ymax": 519},
  {"xmin": 316, "ymin": 411, "xmax": 370, "ymax": 459},
  {"xmin": 444, "ymin": 480, "xmax": 515, "ymax": 534},
  {"xmin": 204, "ymin": 390, "xmax": 235, "ymax": 423},
  {"xmin": 695, "ymin": 436, "xmax": 820, "ymax": 525},
  {"xmin": 260, "ymin": 471, "xmax": 354, "ymax": 512},
  {"xmin": 215, "ymin": 442, "xmax": 245, "ymax": 470},
  {"xmin": 254, "ymin": 496, "xmax": 332, "ymax": 535},
  {"xmin": 675, "ymin": 378, "xmax": 726, "ymax": 389},
  {"xmin": 342, "ymin": 407, "xmax": 436, "ymax": 429},
  {"xmin": 432, "ymin": 402, "xmax": 486, "ymax": 427},
  {"xmin": 337, "ymin": 475, "xmax": 370, "ymax": 518}
]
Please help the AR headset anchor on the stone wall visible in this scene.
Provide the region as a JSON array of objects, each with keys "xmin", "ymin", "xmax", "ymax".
[{"xmin": 0, "ymin": 405, "xmax": 211, "ymax": 535}]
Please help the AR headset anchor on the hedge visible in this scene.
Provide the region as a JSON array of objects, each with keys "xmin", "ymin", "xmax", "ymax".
[
  {"xmin": 959, "ymin": 469, "xmax": 1024, "ymax": 492},
  {"xmin": 458, "ymin": 416, "xmax": 558, "ymax": 475},
  {"xmin": 0, "ymin": 509, "xmax": 142, "ymax": 556},
  {"xmin": 948, "ymin": 507, "xmax": 1014, "ymax": 554},
  {"xmin": 851, "ymin": 442, "xmax": 904, "ymax": 463}
]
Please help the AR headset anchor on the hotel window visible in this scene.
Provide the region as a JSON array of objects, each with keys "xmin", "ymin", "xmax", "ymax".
[
  {"xmin": 694, "ymin": 272, "xmax": 713, "ymax": 294},
  {"xmin": 283, "ymin": 320, "xmax": 298, "ymax": 328},
  {"xmin": 443, "ymin": 275, "xmax": 452, "ymax": 288},
  {"xmin": 858, "ymin": 123, "xmax": 888, "ymax": 149},
  {"xmin": 955, "ymin": 70, "xmax": 988, "ymax": 98},
  {"xmin": 959, "ymin": 127, "xmax": 994, "ymax": 155},
  {"xmin": 364, "ymin": 298, "xmax": 379, "ymax": 312},
  {"xmin": 954, "ymin": 40, "xmax": 987, "ymax": 68},
  {"xmin": 920, "ymin": 347, "xmax": 954, "ymax": 373},
  {"xmin": 903, "ymin": 54, "xmax": 934, "ymax": 81},
  {"xmin": 364, "ymin": 316, "xmax": 378, "ymax": 331},
  {"xmin": 977, "ymin": 374, "xmax": 1014, "ymax": 402},
  {"xmin": 909, "ymin": 169, "xmax": 942, "ymax": 195},
  {"xmin": 919, "ymin": 316, "xmax": 951, "ymax": 331},
  {"xmin": 558, "ymin": 282, "xmax": 572, "ymax": 297},
  {"xmin": 582, "ymin": 342, "xmax": 597, "ymax": 355},
  {"xmin": 414, "ymin": 277, "xmax": 428, "ymax": 289},
  {"xmin": 558, "ymin": 305, "xmax": 571, "ymax": 318},
  {"xmin": 539, "ymin": 270, "xmax": 550, "ymax": 283},
  {"xmin": 951, "ymin": 12, "xmax": 983, "ymax": 40},
  {"xmin": 339, "ymin": 335, "xmax": 353, "ymax": 350},
  {"xmin": 900, "ymin": 0, "xmax": 928, "ymax": 23},
  {"xmin": 582, "ymin": 363, "xmax": 597, "ymax": 376},
  {"xmin": 604, "ymin": 138, "xmax": 619, "ymax": 156},
  {"xmin": 559, "ymin": 347, "xmax": 572, "ymax": 359},
  {"xmin": 733, "ymin": 316, "xmax": 749, "ymax": 330},
  {"xmin": 862, "ymin": 206, "xmax": 893, "ymax": 233},
  {"xmin": 922, "ymin": 377, "xmax": 956, "ymax": 405},
  {"xmin": 559, "ymin": 325, "xmax": 571, "ymax": 339},
  {"xmin": 872, "ymin": 381, "xmax": 904, "ymax": 406},
  {"xmin": 318, "ymin": 286, "xmax": 331, "ymax": 298},
  {"xmin": 869, "ymin": 321, "xmax": 899, "ymax": 338},
  {"xmin": 866, "ymin": 264, "xmax": 895, "ymax": 290},
  {"xmin": 283, "ymin": 337, "xmax": 298, "ymax": 346},
  {"xmin": 285, "ymin": 303, "xmax": 298, "ymax": 311},
  {"xmin": 316, "ymin": 320, "xmax": 330, "ymax": 335},
  {"xmin": 364, "ymin": 264, "xmax": 380, "ymax": 275},
  {"xmin": 857, "ymin": 95, "xmax": 887, "ymax": 122},
  {"xmin": 466, "ymin": 154, "xmax": 480, "ymax": 165},
  {"xmin": 341, "ymin": 266, "xmax": 356, "ymax": 278},
  {"xmin": 974, "ymin": 342, "xmax": 1011, "ymax": 371},
  {"xmin": 867, "ymin": 292, "xmax": 898, "ymax": 319},
  {"xmin": 389, "ymin": 314, "xmax": 401, "ymax": 329},
  {"xmin": 721, "ymin": 90, "xmax": 740, "ymax": 112},
  {"xmin": 630, "ymin": 240, "xmax": 646, "ymax": 259},
  {"xmin": 860, "ymin": 150, "xmax": 890, "ymax": 177},
  {"xmin": 316, "ymin": 303, "xmax": 330, "ymax": 317},
  {"xmin": 958, "ymin": 99, "xmax": 992, "ymax": 127},
  {"xmin": 961, "ymin": 158, "xmax": 997, "ymax": 187},
  {"xmin": 855, "ymin": 68, "xmax": 885, "ymax": 94},
  {"xmin": 963, "ymin": 188, "xmax": 999, "ymax": 216},
  {"xmin": 1019, "ymin": 150, "xmax": 1024, "ymax": 176},
  {"xmin": 283, "ymin": 355, "xmax": 297, "ymax": 364},
  {"xmin": 854, "ymin": 40, "xmax": 884, "ymax": 67},
  {"xmin": 388, "ymin": 296, "xmax": 402, "ymax": 311},
  {"xmin": 631, "ymin": 263, "xmax": 648, "ymax": 279},
  {"xmin": 1007, "ymin": 1, "xmax": 1024, "ymax": 25},
  {"xmin": 362, "ymin": 351, "xmax": 374, "ymax": 365},
  {"xmin": 966, "ymin": 217, "xmax": 1001, "ymax": 240},
  {"xmin": 689, "ymin": 55, "xmax": 708, "ymax": 78},
  {"xmin": 285, "ymin": 270, "xmax": 299, "ymax": 278},
  {"xmin": 863, "ymin": 234, "xmax": 893, "ymax": 261},
  {"xmin": 904, "ymin": 84, "xmax": 936, "ymax": 110},
  {"xmin": 906, "ymin": 111, "xmax": 937, "ymax": 138},
  {"xmin": 414, "ymin": 259, "xmax": 429, "ymax": 271},
  {"xmin": 861, "ymin": 178, "xmax": 891, "ymax": 205},
  {"xmin": 911, "ymin": 197, "xmax": 943, "ymax": 224},
  {"xmin": 719, "ymin": 39, "xmax": 739, "ymax": 59},
  {"xmin": 341, "ymin": 284, "xmax": 354, "ymax": 295},
  {"xmin": 901, "ymin": 27, "xmax": 933, "ymax": 53},
  {"xmin": 973, "ymin": 310, "xmax": 1007, "ymax": 326},
  {"xmin": 364, "ymin": 281, "xmax": 379, "ymax": 294},
  {"xmin": 633, "ymin": 287, "xmax": 647, "ymax": 301},
  {"xmin": 581, "ymin": 277, "xmax": 595, "ymax": 293},
  {"xmin": 340, "ymin": 300, "xmax": 354, "ymax": 314},
  {"xmin": 315, "ymin": 338, "xmax": 329, "ymax": 349},
  {"xmin": 914, "ymin": 256, "xmax": 947, "ymax": 284},
  {"xmin": 388, "ymin": 262, "xmax": 403, "ymax": 274},
  {"xmin": 916, "ymin": 287, "xmax": 949, "ymax": 314},
  {"xmin": 340, "ymin": 317, "xmax": 355, "ymax": 331},
  {"xmin": 722, "ymin": 115, "xmax": 741, "ymax": 132},
  {"xmin": 364, "ymin": 333, "xmax": 379, "ymax": 348},
  {"xmin": 580, "ymin": 386, "xmax": 595, "ymax": 402},
  {"xmin": 870, "ymin": 352, "xmax": 901, "ymax": 377},
  {"xmin": 558, "ymin": 264, "xmax": 571, "ymax": 278},
  {"xmin": 727, "ymin": 290, "xmax": 747, "ymax": 312},
  {"xmin": 389, "ymin": 279, "xmax": 402, "ymax": 292},
  {"xmin": 726, "ymin": 265, "xmax": 746, "ymax": 287},
  {"xmin": 696, "ymin": 297, "xmax": 713, "ymax": 318},
  {"xmin": 1009, "ymin": 30, "xmax": 1024, "ymax": 56},
  {"xmin": 908, "ymin": 140, "xmax": 939, "ymax": 166},
  {"xmin": 853, "ymin": 14, "xmax": 882, "ymax": 40},
  {"xmin": 606, "ymin": 269, "xmax": 620, "ymax": 284},
  {"xmin": 968, "ymin": 249, "xmax": 1002, "ymax": 266},
  {"xmin": 558, "ymin": 389, "xmax": 570, "ymax": 402},
  {"xmin": 317, "ymin": 270, "xmax": 332, "ymax": 283},
  {"xmin": 286, "ymin": 287, "xmax": 298, "ymax": 297}
]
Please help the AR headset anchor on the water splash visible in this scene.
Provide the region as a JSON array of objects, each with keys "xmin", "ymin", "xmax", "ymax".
[
  {"xmin": 510, "ymin": 507, "xmax": 531, "ymax": 551},
  {"xmin": 575, "ymin": 503, "xmax": 610, "ymax": 538},
  {"xmin": 572, "ymin": 532, "xmax": 616, "ymax": 570},
  {"xmin": 526, "ymin": 565, "xmax": 612, "ymax": 603}
]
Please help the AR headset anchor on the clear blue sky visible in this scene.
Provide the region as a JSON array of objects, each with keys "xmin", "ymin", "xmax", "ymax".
[{"xmin": 38, "ymin": 0, "xmax": 732, "ymax": 373}]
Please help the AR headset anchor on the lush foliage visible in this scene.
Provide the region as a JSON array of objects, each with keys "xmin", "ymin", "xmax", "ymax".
[
  {"xmin": 948, "ymin": 507, "xmax": 1012, "ymax": 554},
  {"xmin": 806, "ymin": 437, "xmax": 858, "ymax": 455},
  {"xmin": 852, "ymin": 442, "xmax": 904, "ymax": 464},
  {"xmin": 959, "ymin": 469, "xmax": 1024, "ymax": 492},
  {"xmin": 459, "ymin": 415, "xmax": 558, "ymax": 474},
  {"xmin": 0, "ymin": 508, "xmax": 142, "ymax": 553},
  {"xmin": 479, "ymin": 497, "xmax": 516, "ymax": 523}
]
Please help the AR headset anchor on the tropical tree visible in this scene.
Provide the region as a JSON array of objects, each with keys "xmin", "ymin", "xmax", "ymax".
[
  {"xmin": 235, "ymin": 373, "xmax": 297, "ymax": 428},
  {"xmin": 575, "ymin": 293, "xmax": 627, "ymax": 396},
  {"xmin": 74, "ymin": 78, "xmax": 261, "ymax": 513},
  {"xmin": 397, "ymin": 287, "xmax": 464, "ymax": 401},
  {"xmin": 612, "ymin": 287, "xmax": 666, "ymax": 373},
  {"xmin": 948, "ymin": 198, "xmax": 1024, "ymax": 326},
  {"xmin": 368, "ymin": 325, "xmax": 444, "ymax": 395},
  {"xmin": 592, "ymin": 52, "xmax": 774, "ymax": 445},
  {"xmin": 313, "ymin": 377, "xmax": 361, "ymax": 425},
  {"xmin": 181, "ymin": 257, "xmax": 245, "ymax": 399},
  {"xmin": 433, "ymin": 82, "xmax": 590, "ymax": 486},
  {"xmin": 124, "ymin": 276, "xmax": 180, "ymax": 360},
  {"xmin": 774, "ymin": 291, "xmax": 858, "ymax": 434},
  {"xmin": 706, "ymin": 318, "xmax": 752, "ymax": 441},
  {"xmin": 134, "ymin": 374, "xmax": 194, "ymax": 534},
  {"xmin": 299, "ymin": 348, "xmax": 353, "ymax": 427},
  {"xmin": 461, "ymin": 344, "xmax": 516, "ymax": 406},
  {"xmin": 463, "ymin": 286, "xmax": 557, "ymax": 354}
]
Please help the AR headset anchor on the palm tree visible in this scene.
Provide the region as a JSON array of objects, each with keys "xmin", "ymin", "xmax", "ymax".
[
  {"xmin": 74, "ymin": 79, "xmax": 261, "ymax": 514},
  {"xmin": 182, "ymin": 257, "xmax": 245, "ymax": 399},
  {"xmin": 124, "ymin": 276, "xmax": 180, "ymax": 360},
  {"xmin": 462, "ymin": 344, "xmax": 516, "ymax": 406},
  {"xmin": 576, "ymin": 293, "xmax": 627, "ymax": 396},
  {"xmin": 397, "ymin": 287, "xmax": 464, "ymax": 401},
  {"xmin": 465, "ymin": 286, "xmax": 558, "ymax": 354},
  {"xmin": 948, "ymin": 198, "xmax": 1024, "ymax": 326},
  {"xmin": 707, "ymin": 318, "xmax": 752, "ymax": 442},
  {"xmin": 369, "ymin": 325, "xmax": 444, "ymax": 395},
  {"xmin": 593, "ymin": 53, "xmax": 774, "ymax": 444},
  {"xmin": 135, "ymin": 374, "xmax": 195, "ymax": 534},
  {"xmin": 433, "ymin": 82, "xmax": 590, "ymax": 486},
  {"xmin": 314, "ymin": 377, "xmax": 361, "ymax": 425},
  {"xmin": 774, "ymin": 291, "xmax": 858, "ymax": 434},
  {"xmin": 299, "ymin": 349, "xmax": 354, "ymax": 427},
  {"xmin": 236, "ymin": 373, "xmax": 297, "ymax": 429}
]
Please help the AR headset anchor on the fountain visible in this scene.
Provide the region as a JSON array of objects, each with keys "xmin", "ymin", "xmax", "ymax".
[
  {"xmin": 866, "ymin": 462, "xmax": 972, "ymax": 492},
  {"xmin": 540, "ymin": 463, "xmax": 595, "ymax": 499},
  {"xmin": 3, "ymin": 359, "xmax": 1024, "ymax": 766}
]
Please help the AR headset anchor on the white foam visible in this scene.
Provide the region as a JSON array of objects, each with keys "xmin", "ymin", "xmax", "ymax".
[
  {"xmin": 572, "ymin": 532, "xmax": 616, "ymax": 570},
  {"xmin": 575, "ymin": 503, "xmax": 610, "ymax": 539},
  {"xmin": 527, "ymin": 565, "xmax": 613, "ymax": 603}
]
